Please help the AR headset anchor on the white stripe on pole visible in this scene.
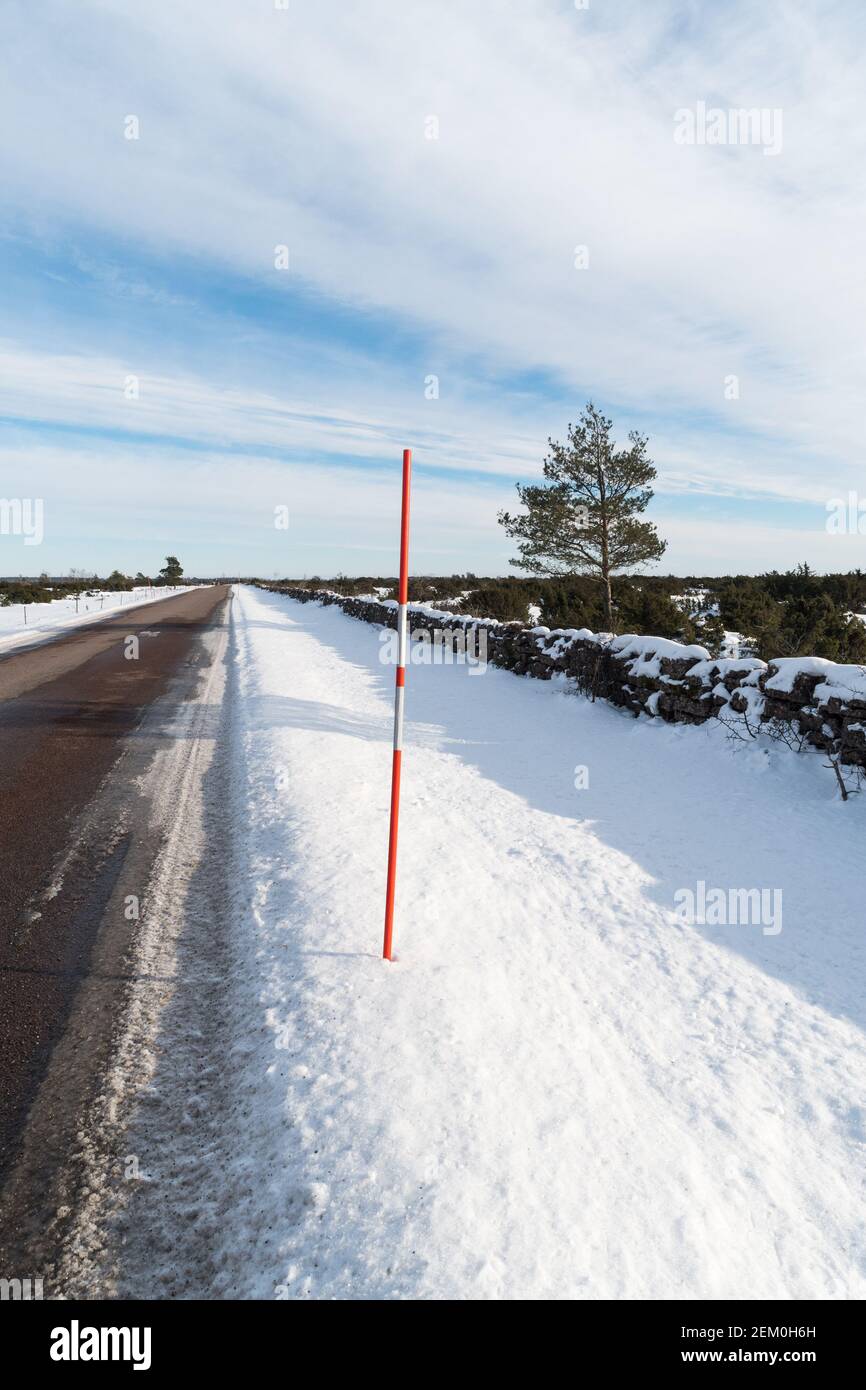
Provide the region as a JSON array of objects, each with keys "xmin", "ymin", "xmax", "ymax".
[
  {"xmin": 393, "ymin": 686, "xmax": 405, "ymax": 751},
  {"xmin": 397, "ymin": 601, "xmax": 408, "ymax": 667}
]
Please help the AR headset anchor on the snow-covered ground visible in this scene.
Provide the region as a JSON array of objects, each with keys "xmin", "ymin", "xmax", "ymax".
[
  {"xmin": 0, "ymin": 586, "xmax": 194, "ymax": 655},
  {"xmin": 190, "ymin": 584, "xmax": 863, "ymax": 1300},
  {"xmin": 76, "ymin": 583, "xmax": 866, "ymax": 1300}
]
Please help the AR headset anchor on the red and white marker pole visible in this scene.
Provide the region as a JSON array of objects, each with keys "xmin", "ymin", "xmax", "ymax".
[{"xmin": 382, "ymin": 448, "xmax": 412, "ymax": 961}]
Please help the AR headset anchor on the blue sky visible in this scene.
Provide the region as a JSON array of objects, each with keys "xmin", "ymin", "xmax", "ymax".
[{"xmin": 2, "ymin": 0, "xmax": 865, "ymax": 577}]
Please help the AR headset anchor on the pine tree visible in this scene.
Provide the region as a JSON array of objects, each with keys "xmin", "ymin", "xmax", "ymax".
[
  {"xmin": 105, "ymin": 569, "xmax": 133, "ymax": 591},
  {"xmin": 159, "ymin": 555, "xmax": 184, "ymax": 585},
  {"xmin": 777, "ymin": 593, "xmax": 866, "ymax": 663},
  {"xmin": 498, "ymin": 403, "xmax": 666, "ymax": 631}
]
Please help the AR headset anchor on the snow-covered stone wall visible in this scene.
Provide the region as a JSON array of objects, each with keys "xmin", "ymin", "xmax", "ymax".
[{"xmin": 263, "ymin": 586, "xmax": 866, "ymax": 769}]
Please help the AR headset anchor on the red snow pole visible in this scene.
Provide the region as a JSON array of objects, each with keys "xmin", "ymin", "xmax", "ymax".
[{"xmin": 382, "ymin": 448, "xmax": 412, "ymax": 961}]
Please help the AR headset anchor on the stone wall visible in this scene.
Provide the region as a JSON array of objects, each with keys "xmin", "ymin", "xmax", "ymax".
[{"xmin": 259, "ymin": 585, "xmax": 866, "ymax": 769}]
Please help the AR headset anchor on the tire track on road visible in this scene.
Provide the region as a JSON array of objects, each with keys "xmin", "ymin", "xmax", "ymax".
[{"xmin": 0, "ymin": 585, "xmax": 230, "ymax": 1285}]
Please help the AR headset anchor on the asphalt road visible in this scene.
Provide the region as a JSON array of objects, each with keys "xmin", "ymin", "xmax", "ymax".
[{"xmin": 0, "ymin": 585, "xmax": 230, "ymax": 1265}]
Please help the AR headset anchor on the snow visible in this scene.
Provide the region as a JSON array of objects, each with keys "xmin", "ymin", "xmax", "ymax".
[
  {"xmin": 727, "ymin": 684, "xmax": 767, "ymax": 721},
  {"xmin": 687, "ymin": 656, "xmax": 766, "ymax": 680},
  {"xmin": 814, "ymin": 667, "xmax": 866, "ymax": 704},
  {"xmin": 544, "ymin": 627, "xmax": 597, "ymax": 659},
  {"xmin": 764, "ymin": 656, "xmax": 840, "ymax": 690},
  {"xmin": 611, "ymin": 633, "xmax": 710, "ymax": 663},
  {"xmin": 766, "ymin": 656, "xmax": 866, "ymax": 703},
  {"xmin": 412, "ymin": 602, "xmax": 496, "ymax": 626},
  {"xmin": 178, "ymin": 584, "xmax": 866, "ymax": 1300},
  {"xmin": 605, "ymin": 632, "xmax": 710, "ymax": 680},
  {"xmin": 363, "ymin": 594, "xmax": 501, "ymax": 627},
  {"xmin": 0, "ymin": 586, "xmax": 196, "ymax": 655}
]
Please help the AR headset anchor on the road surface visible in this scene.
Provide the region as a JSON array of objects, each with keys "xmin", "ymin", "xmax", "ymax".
[{"xmin": 0, "ymin": 584, "xmax": 230, "ymax": 1282}]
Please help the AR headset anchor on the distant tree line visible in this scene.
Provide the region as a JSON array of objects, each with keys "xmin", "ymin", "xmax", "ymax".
[
  {"xmin": 272, "ymin": 566, "xmax": 866, "ymax": 664},
  {"xmin": 0, "ymin": 557, "xmax": 185, "ymax": 607}
]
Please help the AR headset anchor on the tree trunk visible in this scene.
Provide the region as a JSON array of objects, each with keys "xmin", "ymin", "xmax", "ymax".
[
  {"xmin": 602, "ymin": 571, "xmax": 613, "ymax": 632},
  {"xmin": 597, "ymin": 456, "xmax": 613, "ymax": 632}
]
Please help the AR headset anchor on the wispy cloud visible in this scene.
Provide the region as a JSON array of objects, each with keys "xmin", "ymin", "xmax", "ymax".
[{"xmin": 1, "ymin": 0, "xmax": 864, "ymax": 572}]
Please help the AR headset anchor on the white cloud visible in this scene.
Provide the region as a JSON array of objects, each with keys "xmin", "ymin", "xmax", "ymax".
[
  {"xmin": 1, "ymin": 0, "xmax": 864, "ymax": 570},
  {"xmin": 0, "ymin": 434, "xmax": 514, "ymax": 577}
]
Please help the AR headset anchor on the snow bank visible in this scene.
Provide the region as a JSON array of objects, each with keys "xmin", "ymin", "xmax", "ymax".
[{"xmin": 208, "ymin": 585, "xmax": 866, "ymax": 1299}]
